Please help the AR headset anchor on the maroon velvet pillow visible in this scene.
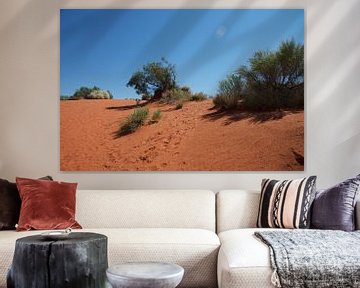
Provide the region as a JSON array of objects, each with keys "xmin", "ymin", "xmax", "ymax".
[
  {"xmin": 16, "ymin": 177, "xmax": 82, "ymax": 231},
  {"xmin": 0, "ymin": 176, "xmax": 53, "ymax": 230}
]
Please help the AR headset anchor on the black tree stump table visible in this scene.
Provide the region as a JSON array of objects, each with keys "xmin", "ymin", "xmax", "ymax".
[{"xmin": 7, "ymin": 232, "xmax": 108, "ymax": 288}]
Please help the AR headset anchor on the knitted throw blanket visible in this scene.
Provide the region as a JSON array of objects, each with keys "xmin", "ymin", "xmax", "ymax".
[{"xmin": 255, "ymin": 230, "xmax": 360, "ymax": 288}]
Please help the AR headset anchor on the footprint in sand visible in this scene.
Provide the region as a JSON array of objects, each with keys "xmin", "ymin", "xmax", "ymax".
[{"xmin": 139, "ymin": 155, "xmax": 148, "ymax": 161}]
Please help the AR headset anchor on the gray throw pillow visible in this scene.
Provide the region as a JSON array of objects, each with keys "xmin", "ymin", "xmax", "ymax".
[{"xmin": 311, "ymin": 174, "xmax": 360, "ymax": 231}]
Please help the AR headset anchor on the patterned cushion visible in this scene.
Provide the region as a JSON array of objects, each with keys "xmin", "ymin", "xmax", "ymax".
[{"xmin": 257, "ymin": 176, "xmax": 316, "ymax": 229}]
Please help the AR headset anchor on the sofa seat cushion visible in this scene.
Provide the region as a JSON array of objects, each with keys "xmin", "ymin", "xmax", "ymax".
[
  {"xmin": 218, "ymin": 228, "xmax": 282, "ymax": 288},
  {"xmin": 0, "ymin": 228, "xmax": 219, "ymax": 288},
  {"xmin": 105, "ymin": 228, "xmax": 220, "ymax": 288}
]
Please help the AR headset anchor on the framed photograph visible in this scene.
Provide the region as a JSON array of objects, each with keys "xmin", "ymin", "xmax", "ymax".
[{"xmin": 60, "ymin": 9, "xmax": 304, "ymax": 171}]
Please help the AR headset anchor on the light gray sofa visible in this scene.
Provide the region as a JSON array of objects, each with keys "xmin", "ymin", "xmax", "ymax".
[
  {"xmin": 1, "ymin": 189, "xmax": 359, "ymax": 288},
  {"xmin": 216, "ymin": 190, "xmax": 273, "ymax": 288},
  {"xmin": 0, "ymin": 190, "xmax": 220, "ymax": 288},
  {"xmin": 216, "ymin": 190, "xmax": 360, "ymax": 288}
]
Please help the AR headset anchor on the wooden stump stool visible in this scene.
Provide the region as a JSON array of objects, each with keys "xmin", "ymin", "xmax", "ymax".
[{"xmin": 7, "ymin": 232, "xmax": 108, "ymax": 288}]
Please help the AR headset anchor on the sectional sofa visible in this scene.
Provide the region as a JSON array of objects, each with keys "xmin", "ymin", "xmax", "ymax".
[{"xmin": 0, "ymin": 189, "xmax": 359, "ymax": 288}]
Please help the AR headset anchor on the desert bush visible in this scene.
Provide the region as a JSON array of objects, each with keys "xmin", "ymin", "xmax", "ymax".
[
  {"xmin": 119, "ymin": 107, "xmax": 149, "ymax": 135},
  {"xmin": 285, "ymin": 88, "xmax": 304, "ymax": 108},
  {"xmin": 175, "ymin": 101, "xmax": 183, "ymax": 110},
  {"xmin": 241, "ymin": 92, "xmax": 267, "ymax": 110},
  {"xmin": 213, "ymin": 40, "xmax": 304, "ymax": 110},
  {"xmin": 72, "ymin": 87, "xmax": 92, "ymax": 99},
  {"xmin": 60, "ymin": 95, "xmax": 70, "ymax": 101},
  {"xmin": 72, "ymin": 86, "xmax": 112, "ymax": 100},
  {"xmin": 180, "ymin": 86, "xmax": 191, "ymax": 93},
  {"xmin": 141, "ymin": 94, "xmax": 151, "ymax": 101},
  {"xmin": 161, "ymin": 88, "xmax": 191, "ymax": 104},
  {"xmin": 213, "ymin": 74, "xmax": 244, "ymax": 109},
  {"xmin": 242, "ymin": 85, "xmax": 304, "ymax": 110},
  {"xmin": 238, "ymin": 40, "xmax": 304, "ymax": 110},
  {"xmin": 86, "ymin": 89, "xmax": 112, "ymax": 99},
  {"xmin": 127, "ymin": 58, "xmax": 177, "ymax": 99},
  {"xmin": 151, "ymin": 109, "xmax": 162, "ymax": 122},
  {"xmin": 191, "ymin": 92, "xmax": 207, "ymax": 101},
  {"xmin": 213, "ymin": 93, "xmax": 239, "ymax": 109}
]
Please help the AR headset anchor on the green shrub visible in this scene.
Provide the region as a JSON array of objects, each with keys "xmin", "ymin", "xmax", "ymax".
[
  {"xmin": 161, "ymin": 88, "xmax": 191, "ymax": 104},
  {"xmin": 213, "ymin": 40, "xmax": 304, "ymax": 110},
  {"xmin": 72, "ymin": 86, "xmax": 112, "ymax": 100},
  {"xmin": 119, "ymin": 107, "xmax": 149, "ymax": 135},
  {"xmin": 86, "ymin": 90, "xmax": 112, "ymax": 99},
  {"xmin": 242, "ymin": 87, "xmax": 304, "ymax": 111},
  {"xmin": 141, "ymin": 94, "xmax": 151, "ymax": 101},
  {"xmin": 237, "ymin": 40, "xmax": 303, "ymax": 110},
  {"xmin": 241, "ymin": 92, "xmax": 267, "ymax": 110},
  {"xmin": 127, "ymin": 58, "xmax": 177, "ymax": 99},
  {"xmin": 180, "ymin": 86, "xmax": 191, "ymax": 93},
  {"xmin": 175, "ymin": 102, "xmax": 183, "ymax": 110},
  {"xmin": 213, "ymin": 74, "xmax": 243, "ymax": 109},
  {"xmin": 151, "ymin": 109, "xmax": 162, "ymax": 122},
  {"xmin": 72, "ymin": 86, "xmax": 93, "ymax": 99},
  {"xmin": 191, "ymin": 92, "xmax": 207, "ymax": 101},
  {"xmin": 213, "ymin": 93, "xmax": 241, "ymax": 109},
  {"xmin": 60, "ymin": 95, "xmax": 70, "ymax": 101}
]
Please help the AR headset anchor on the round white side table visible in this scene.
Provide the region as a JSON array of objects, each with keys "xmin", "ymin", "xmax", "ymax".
[{"xmin": 106, "ymin": 262, "xmax": 184, "ymax": 288}]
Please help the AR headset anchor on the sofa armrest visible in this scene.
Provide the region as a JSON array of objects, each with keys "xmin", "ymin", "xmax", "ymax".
[{"xmin": 356, "ymin": 200, "xmax": 360, "ymax": 230}]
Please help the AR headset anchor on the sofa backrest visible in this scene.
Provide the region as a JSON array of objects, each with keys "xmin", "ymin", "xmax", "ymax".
[
  {"xmin": 76, "ymin": 190, "xmax": 216, "ymax": 231},
  {"xmin": 216, "ymin": 190, "xmax": 260, "ymax": 233},
  {"xmin": 217, "ymin": 190, "xmax": 360, "ymax": 232}
]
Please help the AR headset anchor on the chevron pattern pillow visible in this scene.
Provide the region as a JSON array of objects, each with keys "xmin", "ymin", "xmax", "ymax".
[{"xmin": 257, "ymin": 176, "xmax": 317, "ymax": 229}]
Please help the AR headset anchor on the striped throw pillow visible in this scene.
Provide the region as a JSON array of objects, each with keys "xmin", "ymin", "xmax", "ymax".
[{"xmin": 257, "ymin": 176, "xmax": 317, "ymax": 229}]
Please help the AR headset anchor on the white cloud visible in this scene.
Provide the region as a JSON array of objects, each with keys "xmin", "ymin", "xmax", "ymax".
[{"xmin": 216, "ymin": 25, "xmax": 227, "ymax": 38}]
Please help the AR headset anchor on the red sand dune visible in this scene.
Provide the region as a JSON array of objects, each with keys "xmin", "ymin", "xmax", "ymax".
[{"xmin": 60, "ymin": 99, "xmax": 304, "ymax": 171}]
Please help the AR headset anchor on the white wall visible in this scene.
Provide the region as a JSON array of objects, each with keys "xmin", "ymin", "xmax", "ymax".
[{"xmin": 0, "ymin": 0, "xmax": 359, "ymax": 190}]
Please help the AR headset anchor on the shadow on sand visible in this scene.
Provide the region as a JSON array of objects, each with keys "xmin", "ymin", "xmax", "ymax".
[
  {"xmin": 106, "ymin": 102, "xmax": 148, "ymax": 111},
  {"xmin": 113, "ymin": 128, "xmax": 132, "ymax": 139},
  {"xmin": 292, "ymin": 150, "xmax": 304, "ymax": 166},
  {"xmin": 202, "ymin": 107, "xmax": 302, "ymax": 125}
]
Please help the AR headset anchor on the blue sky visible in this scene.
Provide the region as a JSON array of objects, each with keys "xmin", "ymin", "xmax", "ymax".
[{"xmin": 60, "ymin": 9, "xmax": 304, "ymax": 99}]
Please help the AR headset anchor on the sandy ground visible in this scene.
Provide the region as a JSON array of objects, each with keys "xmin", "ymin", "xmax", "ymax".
[{"xmin": 60, "ymin": 99, "xmax": 304, "ymax": 171}]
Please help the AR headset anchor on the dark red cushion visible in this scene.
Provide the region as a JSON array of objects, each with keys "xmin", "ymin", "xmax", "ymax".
[
  {"xmin": 16, "ymin": 177, "xmax": 82, "ymax": 231},
  {"xmin": 0, "ymin": 176, "xmax": 53, "ymax": 230}
]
